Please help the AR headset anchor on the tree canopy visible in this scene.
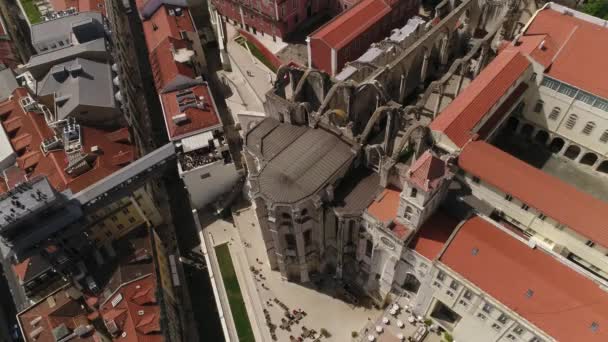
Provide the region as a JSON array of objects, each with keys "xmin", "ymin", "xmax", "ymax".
[{"xmin": 582, "ymin": 0, "xmax": 608, "ymax": 20}]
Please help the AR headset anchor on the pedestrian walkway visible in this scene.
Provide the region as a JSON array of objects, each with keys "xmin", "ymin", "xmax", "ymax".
[{"xmin": 218, "ymin": 23, "xmax": 278, "ymax": 125}]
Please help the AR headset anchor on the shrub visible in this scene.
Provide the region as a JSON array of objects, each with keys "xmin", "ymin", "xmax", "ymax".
[
  {"xmin": 351, "ymin": 331, "xmax": 359, "ymax": 338},
  {"xmin": 444, "ymin": 332, "xmax": 454, "ymax": 342}
]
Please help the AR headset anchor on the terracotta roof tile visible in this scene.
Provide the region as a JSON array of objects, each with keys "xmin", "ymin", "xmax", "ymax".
[
  {"xmin": 521, "ymin": 7, "xmax": 608, "ymax": 99},
  {"xmin": 0, "ymin": 88, "xmax": 135, "ymax": 194},
  {"xmin": 407, "ymin": 151, "xmax": 447, "ymax": 192},
  {"xmin": 160, "ymin": 83, "xmax": 222, "ymax": 141},
  {"xmin": 367, "ymin": 187, "xmax": 401, "ymax": 223},
  {"xmin": 458, "ymin": 140, "xmax": 608, "ymax": 247},
  {"xmin": 310, "ymin": 0, "xmax": 392, "ymax": 49},
  {"xmin": 12, "ymin": 258, "xmax": 30, "ymax": 282},
  {"xmin": 141, "ymin": 5, "xmax": 195, "ymax": 52},
  {"xmin": 429, "ymin": 49, "xmax": 530, "ymax": 148},
  {"xmin": 409, "ymin": 211, "xmax": 459, "ymax": 260},
  {"xmin": 441, "ymin": 216, "xmax": 608, "ymax": 342},
  {"xmin": 148, "ymin": 36, "xmax": 196, "ymax": 92}
]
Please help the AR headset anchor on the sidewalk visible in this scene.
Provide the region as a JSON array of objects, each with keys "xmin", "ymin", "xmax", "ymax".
[{"xmin": 220, "ymin": 24, "xmax": 276, "ymax": 118}]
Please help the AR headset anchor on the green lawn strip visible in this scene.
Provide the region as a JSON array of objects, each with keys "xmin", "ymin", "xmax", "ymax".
[
  {"xmin": 215, "ymin": 243, "xmax": 255, "ymax": 342},
  {"xmin": 19, "ymin": 0, "xmax": 43, "ymax": 24},
  {"xmin": 236, "ymin": 36, "xmax": 278, "ymax": 72}
]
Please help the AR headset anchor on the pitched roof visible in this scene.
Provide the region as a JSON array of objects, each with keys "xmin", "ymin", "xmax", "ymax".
[
  {"xmin": 407, "ymin": 151, "xmax": 447, "ymax": 192},
  {"xmin": 0, "ymin": 88, "xmax": 135, "ymax": 194},
  {"xmin": 160, "ymin": 83, "xmax": 222, "ymax": 141},
  {"xmin": 36, "ymin": 58, "xmax": 117, "ymax": 122},
  {"xmin": 149, "ymin": 37, "xmax": 197, "ymax": 93},
  {"xmin": 17, "ymin": 286, "xmax": 97, "ymax": 342},
  {"xmin": 310, "ymin": 0, "xmax": 392, "ymax": 49},
  {"xmin": 141, "ymin": 4, "xmax": 195, "ymax": 53},
  {"xmin": 519, "ymin": 5, "xmax": 608, "ymax": 99},
  {"xmin": 247, "ymin": 119, "xmax": 355, "ymax": 204},
  {"xmin": 409, "ymin": 210, "xmax": 459, "ymax": 260},
  {"xmin": 441, "ymin": 215, "xmax": 608, "ymax": 342},
  {"xmin": 333, "ymin": 168, "xmax": 381, "ymax": 216},
  {"xmin": 458, "ymin": 140, "xmax": 608, "ymax": 247},
  {"xmin": 429, "ymin": 49, "xmax": 530, "ymax": 148}
]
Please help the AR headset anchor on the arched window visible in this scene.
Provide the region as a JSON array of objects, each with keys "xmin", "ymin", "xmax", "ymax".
[
  {"xmin": 582, "ymin": 121, "xmax": 596, "ymax": 135},
  {"xmin": 548, "ymin": 107, "xmax": 561, "ymax": 120},
  {"xmin": 404, "ymin": 206, "xmax": 413, "ymax": 220},
  {"xmin": 410, "ymin": 188, "xmax": 417, "ymax": 198},
  {"xmin": 533, "ymin": 100, "xmax": 544, "ymax": 113},
  {"xmin": 600, "ymin": 130, "xmax": 608, "ymax": 143},
  {"xmin": 565, "ymin": 114, "xmax": 578, "ymax": 129}
]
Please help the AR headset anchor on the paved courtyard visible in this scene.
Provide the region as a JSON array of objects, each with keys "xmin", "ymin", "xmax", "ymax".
[
  {"xmin": 200, "ymin": 203, "xmax": 382, "ymax": 341},
  {"xmin": 357, "ymin": 296, "xmax": 444, "ymax": 342}
]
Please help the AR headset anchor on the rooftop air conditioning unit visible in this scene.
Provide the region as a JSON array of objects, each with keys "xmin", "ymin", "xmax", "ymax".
[
  {"xmin": 91, "ymin": 145, "xmax": 101, "ymax": 153},
  {"xmin": 172, "ymin": 113, "xmax": 188, "ymax": 125}
]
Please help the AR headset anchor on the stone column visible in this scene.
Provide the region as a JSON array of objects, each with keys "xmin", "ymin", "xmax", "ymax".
[
  {"xmin": 433, "ymin": 84, "xmax": 444, "ymax": 119},
  {"xmin": 420, "ymin": 50, "xmax": 430, "ymax": 85},
  {"xmin": 474, "ymin": 44, "xmax": 490, "ymax": 77},
  {"xmin": 592, "ymin": 157, "xmax": 604, "ymax": 169},
  {"xmin": 455, "ymin": 63, "xmax": 466, "ymax": 96},
  {"xmin": 440, "ymin": 35, "xmax": 450, "ymax": 66},
  {"xmin": 398, "ymin": 71, "xmax": 408, "ymax": 104},
  {"xmin": 336, "ymin": 220, "xmax": 344, "ymax": 279},
  {"xmin": 296, "ymin": 229, "xmax": 309, "ymax": 282},
  {"xmin": 574, "ymin": 148, "xmax": 586, "ymax": 163}
]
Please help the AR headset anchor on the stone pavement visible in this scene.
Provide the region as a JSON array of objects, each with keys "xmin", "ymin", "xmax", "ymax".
[
  {"xmin": 231, "ymin": 202, "xmax": 382, "ymax": 341},
  {"xmin": 196, "ymin": 202, "xmax": 383, "ymax": 342},
  {"xmin": 224, "ymin": 24, "xmax": 276, "ymax": 108}
]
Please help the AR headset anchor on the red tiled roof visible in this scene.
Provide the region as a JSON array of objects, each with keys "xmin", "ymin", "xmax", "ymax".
[
  {"xmin": 476, "ymin": 82, "xmax": 528, "ymax": 140},
  {"xmin": 429, "ymin": 49, "xmax": 530, "ymax": 148},
  {"xmin": 458, "ymin": 140, "xmax": 608, "ymax": 247},
  {"xmin": 390, "ymin": 222, "xmax": 412, "ymax": 240},
  {"xmin": 48, "ymin": 0, "xmax": 106, "ymax": 15},
  {"xmin": 367, "ymin": 187, "xmax": 401, "ymax": 223},
  {"xmin": 409, "ymin": 211, "xmax": 459, "ymax": 260},
  {"xmin": 520, "ymin": 7, "xmax": 608, "ymax": 99},
  {"xmin": 12, "ymin": 258, "xmax": 29, "ymax": 282},
  {"xmin": 0, "ymin": 88, "xmax": 135, "ymax": 194},
  {"xmin": 141, "ymin": 4, "xmax": 195, "ymax": 53},
  {"xmin": 160, "ymin": 84, "xmax": 222, "ymax": 141},
  {"xmin": 407, "ymin": 151, "xmax": 447, "ymax": 192},
  {"xmin": 149, "ymin": 36, "xmax": 196, "ymax": 92},
  {"xmin": 310, "ymin": 0, "xmax": 391, "ymax": 49},
  {"xmin": 17, "ymin": 286, "xmax": 97, "ymax": 342},
  {"xmin": 441, "ymin": 216, "xmax": 608, "ymax": 342},
  {"xmin": 100, "ymin": 275, "xmax": 162, "ymax": 342}
]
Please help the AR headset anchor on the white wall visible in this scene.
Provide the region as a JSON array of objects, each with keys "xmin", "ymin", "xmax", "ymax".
[
  {"xmin": 461, "ymin": 173, "xmax": 608, "ymax": 278},
  {"xmin": 413, "ymin": 265, "xmax": 552, "ymax": 342},
  {"xmin": 521, "ymin": 75, "xmax": 608, "ymax": 156},
  {"xmin": 179, "ymin": 159, "xmax": 240, "ymax": 209}
]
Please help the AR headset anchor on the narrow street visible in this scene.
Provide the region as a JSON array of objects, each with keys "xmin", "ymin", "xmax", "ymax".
[{"xmin": 164, "ymin": 168, "xmax": 226, "ymax": 342}]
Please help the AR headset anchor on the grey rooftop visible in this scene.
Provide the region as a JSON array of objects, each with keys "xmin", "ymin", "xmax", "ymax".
[
  {"xmin": 247, "ymin": 118, "xmax": 355, "ymax": 204},
  {"xmin": 37, "ymin": 57, "xmax": 116, "ymax": 121}
]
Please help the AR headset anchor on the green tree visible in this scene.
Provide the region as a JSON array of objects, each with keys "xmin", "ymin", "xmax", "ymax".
[{"xmin": 582, "ymin": 0, "xmax": 608, "ymax": 20}]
